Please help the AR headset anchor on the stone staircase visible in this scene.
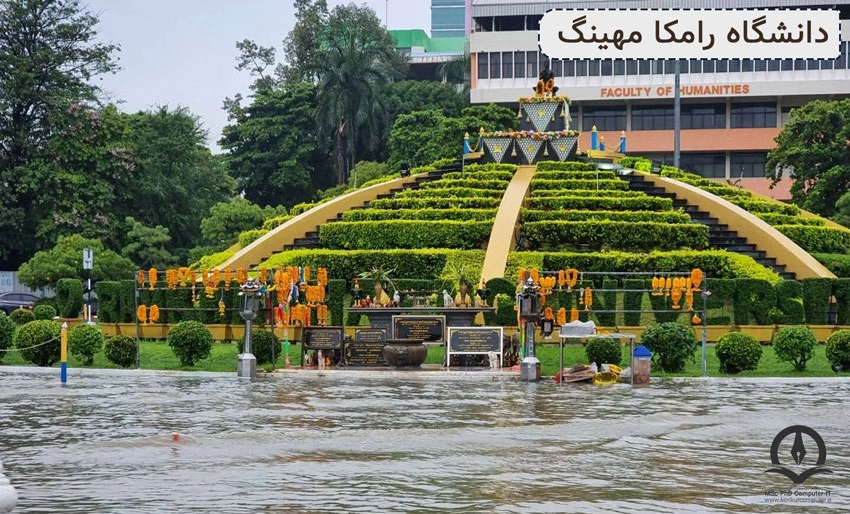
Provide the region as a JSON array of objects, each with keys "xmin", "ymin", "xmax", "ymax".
[
  {"xmin": 625, "ymin": 174, "xmax": 796, "ymax": 280},
  {"xmin": 277, "ymin": 163, "xmax": 461, "ymax": 253}
]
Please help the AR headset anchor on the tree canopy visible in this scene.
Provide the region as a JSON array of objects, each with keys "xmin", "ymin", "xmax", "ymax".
[{"xmin": 18, "ymin": 235, "xmax": 136, "ymax": 289}]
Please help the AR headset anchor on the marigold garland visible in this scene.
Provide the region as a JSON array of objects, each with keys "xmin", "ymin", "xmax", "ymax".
[
  {"xmin": 543, "ymin": 307, "xmax": 554, "ymax": 321},
  {"xmin": 137, "ymin": 270, "xmax": 145, "ymax": 287},
  {"xmin": 137, "ymin": 305, "xmax": 147, "ymax": 323},
  {"xmin": 260, "ymin": 268, "xmax": 268, "ymax": 284},
  {"xmin": 685, "ymin": 287, "xmax": 695, "ymax": 312},
  {"xmin": 692, "ymin": 314, "xmax": 702, "ymax": 324},
  {"xmin": 558, "ymin": 270, "xmax": 566, "ymax": 288},
  {"xmin": 224, "ymin": 268, "xmax": 232, "ymax": 289},
  {"xmin": 317, "ymin": 268, "xmax": 328, "ymax": 287},
  {"xmin": 557, "ymin": 307, "xmax": 567, "ymax": 326},
  {"xmin": 148, "ymin": 268, "xmax": 158, "ymax": 291},
  {"xmin": 564, "ymin": 269, "xmax": 579, "ymax": 291},
  {"xmin": 317, "ymin": 304, "xmax": 328, "ymax": 325},
  {"xmin": 570, "ymin": 307, "xmax": 579, "ymax": 322},
  {"xmin": 218, "ymin": 300, "xmax": 226, "ymax": 318},
  {"xmin": 304, "ymin": 266, "xmax": 310, "ymax": 284},
  {"xmin": 177, "ymin": 267, "xmax": 192, "ymax": 286},
  {"xmin": 212, "ymin": 269, "xmax": 221, "ymax": 286},
  {"xmin": 166, "ymin": 269, "xmax": 179, "ymax": 290},
  {"xmin": 149, "ymin": 305, "xmax": 160, "ymax": 323},
  {"xmin": 236, "ymin": 268, "xmax": 248, "ymax": 285},
  {"xmin": 584, "ymin": 287, "xmax": 593, "ymax": 311},
  {"xmin": 690, "ymin": 268, "xmax": 703, "ymax": 290}
]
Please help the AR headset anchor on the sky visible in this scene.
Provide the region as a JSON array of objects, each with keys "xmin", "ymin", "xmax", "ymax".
[{"xmin": 85, "ymin": 0, "xmax": 432, "ymax": 151}]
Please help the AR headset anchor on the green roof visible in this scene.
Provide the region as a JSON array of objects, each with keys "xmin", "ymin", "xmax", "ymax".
[{"xmin": 390, "ymin": 29, "xmax": 466, "ymax": 53}]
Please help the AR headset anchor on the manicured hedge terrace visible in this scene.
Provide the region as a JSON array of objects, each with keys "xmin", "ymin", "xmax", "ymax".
[
  {"xmin": 533, "ymin": 170, "xmax": 617, "ymax": 180},
  {"xmin": 394, "ymin": 187, "xmax": 505, "ymax": 199},
  {"xmin": 420, "ymin": 178, "xmax": 509, "ymax": 190},
  {"xmin": 529, "ymin": 189, "xmax": 645, "ymax": 197},
  {"xmin": 320, "ymin": 220, "xmax": 493, "ymax": 250},
  {"xmin": 527, "ymin": 195, "xmax": 674, "ymax": 211},
  {"xmin": 521, "ymin": 209, "xmax": 691, "ymax": 224},
  {"xmin": 369, "ymin": 197, "xmax": 502, "ymax": 210},
  {"xmin": 343, "ymin": 208, "xmax": 498, "ymax": 222},
  {"xmin": 530, "ymin": 178, "xmax": 629, "ymax": 190},
  {"xmin": 524, "ymin": 220, "xmax": 709, "ymax": 251}
]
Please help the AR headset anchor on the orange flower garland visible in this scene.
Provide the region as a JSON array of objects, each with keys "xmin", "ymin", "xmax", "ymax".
[
  {"xmin": 317, "ymin": 268, "xmax": 328, "ymax": 287},
  {"xmin": 690, "ymin": 268, "xmax": 703, "ymax": 290},
  {"xmin": 543, "ymin": 307, "xmax": 554, "ymax": 321},
  {"xmin": 557, "ymin": 307, "xmax": 567, "ymax": 326},
  {"xmin": 304, "ymin": 266, "xmax": 310, "ymax": 284},
  {"xmin": 148, "ymin": 268, "xmax": 158, "ymax": 291},
  {"xmin": 218, "ymin": 300, "xmax": 226, "ymax": 318},
  {"xmin": 564, "ymin": 269, "xmax": 579, "ymax": 291},
  {"xmin": 236, "ymin": 268, "xmax": 248, "ymax": 285},
  {"xmin": 317, "ymin": 304, "xmax": 328, "ymax": 325},
  {"xmin": 137, "ymin": 305, "xmax": 147, "ymax": 323},
  {"xmin": 166, "ymin": 269, "xmax": 179, "ymax": 290},
  {"xmin": 584, "ymin": 287, "xmax": 593, "ymax": 311},
  {"xmin": 224, "ymin": 268, "xmax": 232, "ymax": 289},
  {"xmin": 570, "ymin": 308, "xmax": 579, "ymax": 322},
  {"xmin": 149, "ymin": 305, "xmax": 160, "ymax": 323},
  {"xmin": 137, "ymin": 270, "xmax": 145, "ymax": 287},
  {"xmin": 260, "ymin": 268, "xmax": 268, "ymax": 284}
]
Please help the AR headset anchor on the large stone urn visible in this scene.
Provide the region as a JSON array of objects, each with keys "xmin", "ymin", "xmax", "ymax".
[{"xmin": 382, "ymin": 339, "xmax": 427, "ymax": 368}]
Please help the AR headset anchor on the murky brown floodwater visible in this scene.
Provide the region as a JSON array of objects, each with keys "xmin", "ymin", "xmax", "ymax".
[{"xmin": 0, "ymin": 371, "xmax": 848, "ymax": 513}]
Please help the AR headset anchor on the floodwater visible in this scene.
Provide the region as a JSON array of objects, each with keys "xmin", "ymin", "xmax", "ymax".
[{"xmin": 1, "ymin": 371, "xmax": 848, "ymax": 513}]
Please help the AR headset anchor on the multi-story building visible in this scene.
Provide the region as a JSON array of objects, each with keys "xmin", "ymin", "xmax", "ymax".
[
  {"xmin": 469, "ymin": 0, "xmax": 850, "ymax": 198},
  {"xmin": 432, "ymin": 0, "xmax": 469, "ymax": 38}
]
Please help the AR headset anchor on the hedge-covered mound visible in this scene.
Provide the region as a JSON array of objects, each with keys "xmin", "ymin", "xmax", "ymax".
[
  {"xmin": 524, "ymin": 220, "xmax": 709, "ymax": 251},
  {"xmin": 320, "ymin": 220, "xmax": 493, "ymax": 250}
]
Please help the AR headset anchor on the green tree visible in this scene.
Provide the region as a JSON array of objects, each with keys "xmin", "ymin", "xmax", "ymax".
[
  {"xmin": 127, "ymin": 107, "xmax": 234, "ymax": 254},
  {"xmin": 0, "ymin": 0, "xmax": 119, "ymax": 268},
  {"xmin": 17, "ymin": 234, "xmax": 136, "ymax": 289},
  {"xmin": 462, "ymin": 104, "xmax": 518, "ymax": 132},
  {"xmin": 384, "ymin": 80, "xmax": 468, "ymax": 127},
  {"xmin": 121, "ymin": 217, "xmax": 178, "ymax": 269},
  {"xmin": 768, "ymin": 99, "xmax": 850, "ymax": 217},
  {"xmin": 833, "ymin": 192, "xmax": 850, "ymax": 228},
  {"xmin": 199, "ymin": 197, "xmax": 284, "ymax": 250},
  {"xmin": 220, "ymin": 83, "xmax": 317, "ymax": 208},
  {"xmin": 315, "ymin": 3, "xmax": 406, "ymax": 184},
  {"xmin": 279, "ymin": 0, "xmax": 329, "ymax": 85}
]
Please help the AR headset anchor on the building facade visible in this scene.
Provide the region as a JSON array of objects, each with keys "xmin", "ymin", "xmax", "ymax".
[
  {"xmin": 469, "ymin": 0, "xmax": 850, "ymax": 197},
  {"xmin": 432, "ymin": 0, "xmax": 468, "ymax": 38}
]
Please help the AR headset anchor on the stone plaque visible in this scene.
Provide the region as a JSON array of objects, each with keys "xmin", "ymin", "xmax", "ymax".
[
  {"xmin": 344, "ymin": 341, "xmax": 387, "ymax": 366},
  {"xmin": 354, "ymin": 328, "xmax": 387, "ymax": 344},
  {"xmin": 392, "ymin": 315, "xmax": 445, "ymax": 343},
  {"xmin": 303, "ymin": 326, "xmax": 343, "ymax": 350},
  {"xmin": 447, "ymin": 327, "xmax": 503, "ymax": 355}
]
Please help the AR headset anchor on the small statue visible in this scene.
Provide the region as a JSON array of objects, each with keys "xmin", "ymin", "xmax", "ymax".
[
  {"xmin": 373, "ymin": 279, "xmax": 391, "ymax": 307},
  {"xmin": 442, "ymin": 290, "xmax": 455, "ymax": 308},
  {"xmin": 393, "ymin": 289, "xmax": 400, "ymax": 307},
  {"xmin": 454, "ymin": 278, "xmax": 472, "ymax": 308},
  {"xmin": 534, "ymin": 61, "xmax": 559, "ymax": 97}
]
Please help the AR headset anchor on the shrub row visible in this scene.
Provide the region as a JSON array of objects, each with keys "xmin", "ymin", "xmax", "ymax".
[
  {"xmin": 395, "ymin": 187, "xmax": 505, "ymax": 199},
  {"xmin": 521, "ymin": 209, "xmax": 691, "ymax": 224},
  {"xmin": 238, "ymin": 228, "xmax": 267, "ymax": 248},
  {"xmin": 727, "ymin": 199, "xmax": 800, "ymax": 216},
  {"xmin": 530, "ymin": 179, "xmax": 628, "ymax": 191},
  {"xmin": 369, "ymin": 197, "xmax": 502, "ymax": 210},
  {"xmin": 262, "ymin": 215, "xmax": 294, "ymax": 231},
  {"xmin": 775, "ymin": 225, "xmax": 850, "ymax": 254},
  {"xmin": 532, "ymin": 170, "xmax": 617, "ymax": 180},
  {"xmin": 319, "ymin": 220, "xmax": 492, "ymax": 250},
  {"xmin": 813, "ymin": 253, "xmax": 850, "ymax": 278},
  {"xmin": 530, "ymin": 189, "xmax": 645, "ymax": 198},
  {"xmin": 527, "ymin": 195, "xmax": 674, "ymax": 211},
  {"xmin": 524, "ymin": 220, "xmax": 710, "ymax": 252},
  {"xmin": 343, "ymin": 208, "xmax": 497, "ymax": 222},
  {"xmin": 420, "ymin": 178, "xmax": 509, "ymax": 190},
  {"xmin": 699, "ymin": 186, "xmax": 753, "ymax": 199},
  {"xmin": 464, "ymin": 163, "xmax": 518, "ymax": 173},
  {"xmin": 536, "ymin": 161, "xmax": 597, "ymax": 171},
  {"xmin": 756, "ymin": 213, "xmax": 824, "ymax": 226},
  {"xmin": 443, "ymin": 170, "xmax": 513, "ymax": 181}
]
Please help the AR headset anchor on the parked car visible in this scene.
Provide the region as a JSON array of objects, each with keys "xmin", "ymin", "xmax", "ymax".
[{"xmin": 0, "ymin": 292, "xmax": 40, "ymax": 315}]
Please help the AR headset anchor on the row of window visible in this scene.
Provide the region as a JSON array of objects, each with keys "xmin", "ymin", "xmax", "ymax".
[
  {"xmin": 476, "ymin": 42, "xmax": 850, "ymax": 80},
  {"xmin": 579, "ymin": 103, "xmax": 777, "ymax": 131},
  {"xmin": 641, "ymin": 152, "xmax": 769, "ymax": 179}
]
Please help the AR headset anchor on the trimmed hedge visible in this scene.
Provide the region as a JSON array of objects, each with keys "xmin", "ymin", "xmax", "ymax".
[
  {"xmin": 443, "ymin": 170, "xmax": 513, "ymax": 181},
  {"xmin": 536, "ymin": 161, "xmax": 597, "ymax": 171},
  {"xmin": 343, "ymin": 208, "xmax": 497, "ymax": 222},
  {"xmin": 814, "ymin": 253, "xmax": 850, "ymax": 278},
  {"xmin": 463, "ymin": 163, "xmax": 518, "ymax": 173},
  {"xmin": 238, "ymin": 228, "xmax": 267, "ymax": 248},
  {"xmin": 530, "ymin": 179, "xmax": 629, "ymax": 191},
  {"xmin": 716, "ymin": 332, "xmax": 762, "ymax": 373},
  {"xmin": 732, "ymin": 279, "xmax": 776, "ymax": 325},
  {"xmin": 320, "ymin": 220, "xmax": 492, "ymax": 250},
  {"xmin": 774, "ymin": 280, "xmax": 805, "ymax": 325},
  {"xmin": 527, "ymin": 196, "xmax": 674, "ymax": 211},
  {"xmin": 775, "ymin": 225, "xmax": 850, "ymax": 254},
  {"xmin": 532, "ymin": 170, "xmax": 617, "ymax": 180},
  {"xmin": 14, "ymin": 320, "xmax": 61, "ymax": 367},
  {"xmin": 802, "ymin": 278, "xmax": 832, "ymax": 324},
  {"xmin": 262, "ymin": 215, "xmax": 294, "ymax": 231},
  {"xmin": 369, "ymin": 197, "xmax": 502, "ymax": 210},
  {"xmin": 524, "ymin": 221, "xmax": 709, "ymax": 251},
  {"xmin": 729, "ymin": 199, "xmax": 800, "ymax": 216},
  {"xmin": 56, "ymin": 278, "xmax": 84, "ymax": 318},
  {"xmin": 530, "ymin": 189, "xmax": 645, "ymax": 198},
  {"xmin": 395, "ymin": 187, "xmax": 505, "ymax": 199},
  {"xmin": 699, "ymin": 186, "xmax": 752, "ymax": 199},
  {"xmin": 95, "ymin": 281, "xmax": 121, "ymax": 323},
  {"xmin": 772, "ymin": 326, "xmax": 817, "ymax": 371},
  {"xmin": 420, "ymin": 179, "xmax": 509, "ymax": 190},
  {"xmin": 756, "ymin": 213, "xmax": 824, "ymax": 227},
  {"xmin": 521, "ymin": 209, "xmax": 691, "ymax": 224}
]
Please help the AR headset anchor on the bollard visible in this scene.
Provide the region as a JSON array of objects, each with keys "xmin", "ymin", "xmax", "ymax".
[
  {"xmin": 60, "ymin": 321, "xmax": 68, "ymax": 384},
  {"xmin": 0, "ymin": 460, "xmax": 18, "ymax": 514}
]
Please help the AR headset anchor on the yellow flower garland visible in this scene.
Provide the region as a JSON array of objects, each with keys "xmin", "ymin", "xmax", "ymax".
[
  {"xmin": 137, "ymin": 305, "xmax": 147, "ymax": 323},
  {"xmin": 149, "ymin": 305, "xmax": 160, "ymax": 323},
  {"xmin": 148, "ymin": 268, "xmax": 157, "ymax": 291}
]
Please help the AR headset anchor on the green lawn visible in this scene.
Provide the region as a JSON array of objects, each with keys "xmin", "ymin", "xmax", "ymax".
[{"xmin": 0, "ymin": 339, "xmax": 842, "ymax": 378}]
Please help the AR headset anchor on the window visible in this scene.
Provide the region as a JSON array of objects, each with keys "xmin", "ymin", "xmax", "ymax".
[
  {"xmin": 626, "ymin": 60, "xmax": 637, "ymax": 75},
  {"xmin": 768, "ymin": 59, "xmax": 780, "ymax": 71},
  {"xmin": 526, "ymin": 15, "xmax": 542, "ymax": 30},
  {"xmin": 502, "ymin": 52, "xmax": 513, "ymax": 79},
  {"xmin": 552, "ymin": 58, "xmax": 563, "ymax": 77},
  {"xmin": 588, "ymin": 60, "xmax": 600, "ymax": 76},
  {"xmin": 822, "ymin": 58, "xmax": 834, "ymax": 70},
  {"xmin": 563, "ymin": 60, "xmax": 575, "ymax": 77},
  {"xmin": 514, "ymin": 51, "xmax": 525, "ymax": 78},
  {"xmin": 496, "ymin": 16, "xmax": 524, "ymax": 31},
  {"xmin": 475, "ymin": 17, "xmax": 493, "ymax": 32},
  {"xmin": 477, "ymin": 53, "xmax": 488, "ymax": 79},
  {"xmin": 638, "ymin": 59, "xmax": 650, "ymax": 74},
  {"xmin": 631, "ymin": 106, "xmax": 673, "ymax": 130},
  {"xmin": 614, "ymin": 59, "xmax": 625, "ymax": 76},
  {"xmin": 681, "ymin": 103, "xmax": 726, "ymax": 129},
  {"xmin": 837, "ymin": 42, "xmax": 847, "ymax": 69},
  {"xmin": 601, "ymin": 59, "xmax": 613, "ymax": 76},
  {"xmin": 490, "ymin": 52, "xmax": 501, "ymax": 79},
  {"xmin": 583, "ymin": 107, "xmax": 626, "ymax": 131},
  {"xmin": 679, "ymin": 59, "xmax": 689, "ymax": 73},
  {"xmin": 651, "ymin": 59, "xmax": 663, "ymax": 74},
  {"xmin": 576, "ymin": 60, "xmax": 588, "ymax": 76},
  {"xmin": 742, "ymin": 59, "xmax": 753, "ymax": 72},
  {"xmin": 527, "ymin": 51, "xmax": 538, "ymax": 78},
  {"xmin": 730, "ymin": 152, "xmax": 768, "ymax": 178},
  {"xmin": 665, "ymin": 59, "xmax": 676, "ymax": 74},
  {"xmin": 794, "ymin": 58, "xmax": 806, "ymax": 70},
  {"xmin": 680, "ymin": 153, "xmax": 726, "ymax": 178},
  {"xmin": 689, "ymin": 59, "xmax": 701, "ymax": 73},
  {"xmin": 754, "ymin": 59, "xmax": 767, "ymax": 72},
  {"xmin": 729, "ymin": 59, "xmax": 741, "ymax": 72},
  {"xmin": 781, "ymin": 58, "xmax": 793, "ymax": 71},
  {"xmin": 702, "ymin": 60, "xmax": 715, "ymax": 73},
  {"xmin": 731, "ymin": 102, "xmax": 776, "ymax": 128},
  {"xmin": 807, "ymin": 59, "xmax": 819, "ymax": 70}
]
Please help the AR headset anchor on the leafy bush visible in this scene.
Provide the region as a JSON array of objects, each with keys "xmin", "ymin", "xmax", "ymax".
[
  {"xmin": 521, "ymin": 209, "xmax": 691, "ymax": 224},
  {"xmin": 772, "ymin": 326, "xmax": 817, "ymax": 371},
  {"xmin": 536, "ymin": 161, "xmax": 597, "ymax": 171},
  {"xmin": 757, "ymin": 213, "xmax": 824, "ymax": 226},
  {"xmin": 532, "ymin": 170, "xmax": 617, "ymax": 180},
  {"xmin": 395, "ymin": 187, "xmax": 505, "ymax": 199},
  {"xmin": 319, "ymin": 220, "xmax": 493, "ymax": 250},
  {"xmin": 33, "ymin": 304, "xmax": 57, "ymax": 320},
  {"xmin": 776, "ymin": 225, "xmax": 850, "ymax": 253},
  {"xmin": 802, "ymin": 278, "xmax": 833, "ymax": 324},
  {"xmin": 13, "ymin": 320, "xmax": 61, "ymax": 367},
  {"xmin": 814, "ymin": 253, "xmax": 850, "ymax": 278},
  {"xmin": 585, "ymin": 338, "xmax": 622, "ymax": 366},
  {"xmin": 240, "ymin": 329, "xmax": 281, "ymax": 365},
  {"xmin": 639, "ymin": 322, "xmax": 699, "ymax": 372},
  {"xmin": 343, "ymin": 208, "xmax": 497, "ymax": 222},
  {"xmin": 715, "ymin": 332, "xmax": 762, "ymax": 373},
  {"xmin": 369, "ymin": 197, "xmax": 501, "ymax": 210},
  {"xmin": 620, "ymin": 156, "xmax": 652, "ymax": 170},
  {"xmin": 68, "ymin": 323, "xmax": 104, "ymax": 366},
  {"xmin": 105, "ymin": 335, "xmax": 137, "ymax": 368},
  {"xmin": 56, "ymin": 278, "xmax": 84, "ymax": 318},
  {"xmin": 238, "ymin": 228, "xmax": 268, "ymax": 248},
  {"xmin": 421, "ymin": 178, "xmax": 509, "ymax": 190},
  {"xmin": 167, "ymin": 321, "xmax": 213, "ymax": 366},
  {"xmin": 94, "ymin": 281, "xmax": 121, "ymax": 323},
  {"xmin": 0, "ymin": 312, "xmax": 13, "ymax": 362},
  {"xmin": 10, "ymin": 308, "xmax": 34, "ymax": 325},
  {"xmin": 825, "ymin": 330, "xmax": 850, "ymax": 372},
  {"xmin": 531, "ymin": 179, "xmax": 629, "ymax": 191},
  {"xmin": 531, "ymin": 189, "xmax": 645, "ymax": 198},
  {"xmin": 443, "ymin": 170, "xmax": 513, "ymax": 181},
  {"xmin": 524, "ymin": 220, "xmax": 709, "ymax": 252},
  {"xmin": 526, "ymin": 195, "xmax": 673, "ymax": 211},
  {"xmin": 729, "ymin": 199, "xmax": 800, "ymax": 216}
]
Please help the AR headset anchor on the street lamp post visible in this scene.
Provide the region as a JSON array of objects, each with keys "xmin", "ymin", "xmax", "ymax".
[
  {"xmin": 237, "ymin": 277, "xmax": 264, "ymax": 379},
  {"xmin": 518, "ymin": 275, "xmax": 542, "ymax": 381}
]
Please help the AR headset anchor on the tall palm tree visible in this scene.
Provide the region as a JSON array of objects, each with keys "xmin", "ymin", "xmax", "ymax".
[{"xmin": 315, "ymin": 5, "xmax": 404, "ymax": 184}]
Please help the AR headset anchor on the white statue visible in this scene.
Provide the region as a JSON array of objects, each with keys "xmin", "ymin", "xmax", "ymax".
[
  {"xmin": 442, "ymin": 290, "xmax": 454, "ymax": 308},
  {"xmin": 393, "ymin": 289, "xmax": 400, "ymax": 306}
]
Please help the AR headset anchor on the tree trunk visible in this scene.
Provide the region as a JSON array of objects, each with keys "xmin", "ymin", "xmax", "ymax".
[{"xmin": 335, "ymin": 125, "xmax": 346, "ymax": 185}]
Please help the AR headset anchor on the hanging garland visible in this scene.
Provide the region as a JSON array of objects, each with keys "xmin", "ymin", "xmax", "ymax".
[
  {"xmin": 149, "ymin": 305, "xmax": 160, "ymax": 323},
  {"xmin": 166, "ymin": 269, "xmax": 179, "ymax": 290},
  {"xmin": 317, "ymin": 268, "xmax": 328, "ymax": 287},
  {"xmin": 557, "ymin": 307, "xmax": 567, "ymax": 326},
  {"xmin": 690, "ymin": 268, "xmax": 703, "ymax": 291},
  {"xmin": 570, "ymin": 308, "xmax": 580, "ymax": 322},
  {"xmin": 236, "ymin": 268, "xmax": 248, "ymax": 285},
  {"xmin": 137, "ymin": 270, "xmax": 145, "ymax": 287},
  {"xmin": 317, "ymin": 304, "xmax": 328, "ymax": 325},
  {"xmin": 584, "ymin": 287, "xmax": 593, "ymax": 311},
  {"xmin": 148, "ymin": 268, "xmax": 158, "ymax": 291},
  {"xmin": 218, "ymin": 300, "xmax": 226, "ymax": 318},
  {"xmin": 564, "ymin": 269, "xmax": 579, "ymax": 291},
  {"xmin": 224, "ymin": 268, "xmax": 232, "ymax": 289},
  {"xmin": 137, "ymin": 305, "xmax": 147, "ymax": 323}
]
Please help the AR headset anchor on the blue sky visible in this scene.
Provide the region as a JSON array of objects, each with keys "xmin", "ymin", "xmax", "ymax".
[{"xmin": 85, "ymin": 0, "xmax": 431, "ymax": 151}]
